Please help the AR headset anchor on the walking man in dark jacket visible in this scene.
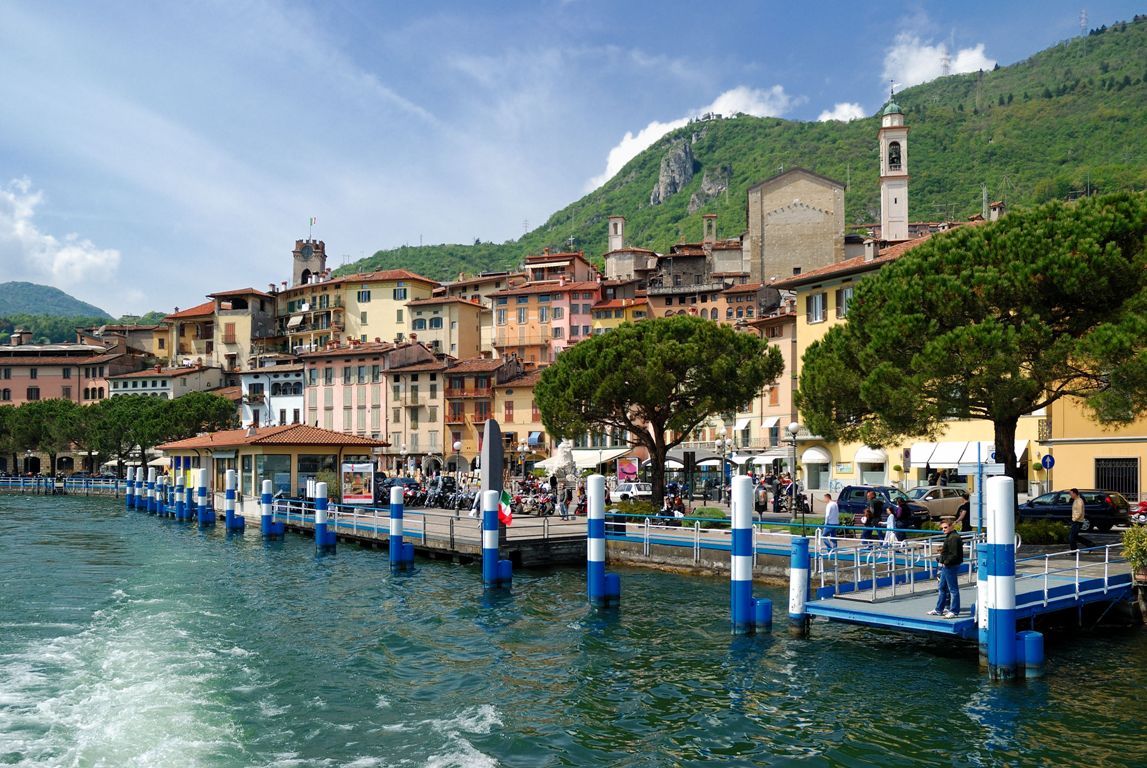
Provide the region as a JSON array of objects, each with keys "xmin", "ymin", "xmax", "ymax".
[{"xmin": 928, "ymin": 520, "xmax": 964, "ymax": 618}]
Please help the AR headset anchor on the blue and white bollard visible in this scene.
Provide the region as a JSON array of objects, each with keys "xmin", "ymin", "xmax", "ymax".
[
  {"xmin": 147, "ymin": 467, "xmax": 157, "ymax": 514},
  {"xmin": 224, "ymin": 469, "xmax": 245, "ymax": 532},
  {"xmin": 125, "ymin": 467, "xmax": 135, "ymax": 510},
  {"xmin": 196, "ymin": 468, "xmax": 214, "ymax": 528},
  {"xmin": 976, "ymin": 541, "xmax": 989, "ymax": 667},
  {"xmin": 314, "ymin": 482, "xmax": 337, "ymax": 554},
  {"xmin": 586, "ymin": 474, "xmax": 620, "ymax": 607},
  {"xmin": 174, "ymin": 470, "xmax": 186, "ymax": 521},
  {"xmin": 260, "ymin": 479, "xmax": 285, "ymax": 539},
  {"xmin": 481, "ymin": 490, "xmax": 512, "ymax": 589},
  {"xmin": 731, "ymin": 476, "xmax": 772, "ymax": 634},
  {"xmin": 1015, "ymin": 629, "xmax": 1045, "ymax": 678},
  {"xmin": 986, "ymin": 475, "xmax": 1018, "ymax": 680},
  {"xmin": 788, "ymin": 534, "xmax": 811, "ymax": 637},
  {"xmin": 135, "ymin": 467, "xmax": 146, "ymax": 510},
  {"xmin": 185, "ymin": 483, "xmax": 194, "ymax": 522},
  {"xmin": 389, "ymin": 486, "xmax": 414, "ymax": 572},
  {"xmin": 156, "ymin": 476, "xmax": 166, "ymax": 518}
]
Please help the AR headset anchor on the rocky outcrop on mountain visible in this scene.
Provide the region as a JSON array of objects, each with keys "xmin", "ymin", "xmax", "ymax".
[
  {"xmin": 650, "ymin": 140, "xmax": 694, "ymax": 205},
  {"xmin": 688, "ymin": 164, "xmax": 733, "ymax": 213}
]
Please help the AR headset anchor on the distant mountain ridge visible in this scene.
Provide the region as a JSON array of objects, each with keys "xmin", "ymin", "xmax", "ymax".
[
  {"xmin": 340, "ymin": 16, "xmax": 1147, "ymax": 281},
  {"xmin": 0, "ymin": 282, "xmax": 113, "ymax": 320}
]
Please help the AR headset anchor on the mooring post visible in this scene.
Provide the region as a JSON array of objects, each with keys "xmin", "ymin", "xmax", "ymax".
[
  {"xmin": 388, "ymin": 485, "xmax": 414, "ymax": 572},
  {"xmin": 196, "ymin": 468, "xmax": 213, "ymax": 528},
  {"xmin": 587, "ymin": 473, "xmax": 620, "ymax": 607},
  {"xmin": 135, "ymin": 467, "xmax": 146, "ymax": 510},
  {"xmin": 156, "ymin": 476, "xmax": 166, "ymax": 518},
  {"xmin": 125, "ymin": 466, "xmax": 135, "ymax": 510},
  {"xmin": 481, "ymin": 489, "xmax": 511, "ymax": 588},
  {"xmin": 788, "ymin": 535, "xmax": 811, "ymax": 637},
  {"xmin": 145, "ymin": 467, "xmax": 156, "ymax": 514},
  {"xmin": 314, "ymin": 481, "xmax": 336, "ymax": 554},
  {"xmin": 174, "ymin": 469, "xmax": 186, "ymax": 521},
  {"xmin": 260, "ymin": 479, "xmax": 285, "ymax": 539},
  {"xmin": 224, "ymin": 469, "xmax": 244, "ymax": 532},
  {"xmin": 731, "ymin": 476, "xmax": 772, "ymax": 634},
  {"xmin": 986, "ymin": 475, "xmax": 1019, "ymax": 680}
]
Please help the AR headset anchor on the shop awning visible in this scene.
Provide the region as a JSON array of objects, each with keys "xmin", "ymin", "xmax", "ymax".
[
  {"xmin": 733, "ymin": 417, "xmax": 751, "ymax": 432},
  {"xmin": 958, "ymin": 441, "xmax": 994, "ymax": 465},
  {"xmin": 928, "ymin": 441, "xmax": 968, "ymax": 469},
  {"xmin": 286, "ymin": 314, "xmax": 303, "ymax": 328},
  {"xmin": 761, "ymin": 416, "xmax": 780, "ymax": 429},
  {"xmin": 1013, "ymin": 440, "xmax": 1029, "ymax": 466},
  {"xmin": 854, "ymin": 446, "xmax": 888, "ymax": 464},
  {"xmin": 909, "ymin": 442, "xmax": 937, "ymax": 467},
  {"xmin": 572, "ymin": 447, "xmax": 631, "ymax": 469},
  {"xmin": 753, "ymin": 447, "xmax": 791, "ymax": 463},
  {"xmin": 697, "ymin": 457, "xmax": 725, "ymax": 467},
  {"xmin": 527, "ymin": 431, "xmax": 543, "ymax": 446},
  {"xmin": 802, "ymin": 446, "xmax": 832, "ymax": 464}
]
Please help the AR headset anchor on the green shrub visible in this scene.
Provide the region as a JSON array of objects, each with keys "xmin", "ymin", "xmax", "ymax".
[
  {"xmin": 1121, "ymin": 525, "xmax": 1147, "ymax": 570},
  {"xmin": 690, "ymin": 507, "xmax": 728, "ymax": 530},
  {"xmin": 610, "ymin": 499, "xmax": 658, "ymax": 519},
  {"xmin": 1017, "ymin": 520, "xmax": 1069, "ymax": 545}
]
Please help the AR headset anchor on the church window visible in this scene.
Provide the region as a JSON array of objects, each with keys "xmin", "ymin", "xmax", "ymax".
[{"xmin": 888, "ymin": 141, "xmax": 902, "ymax": 171}]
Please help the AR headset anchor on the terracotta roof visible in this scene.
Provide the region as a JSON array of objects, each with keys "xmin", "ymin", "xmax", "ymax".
[
  {"xmin": 446, "ymin": 358, "xmax": 504, "ymax": 373},
  {"xmin": 298, "ymin": 341, "xmax": 395, "ymax": 359},
  {"xmin": 208, "ymin": 385, "xmax": 242, "ymax": 401},
  {"xmin": 0, "ymin": 351, "xmax": 124, "ymax": 364},
  {"xmin": 244, "ymin": 363, "xmax": 304, "ymax": 373},
  {"xmin": 442, "ymin": 271, "xmax": 526, "ymax": 289},
  {"xmin": 329, "ymin": 269, "xmax": 439, "ymax": 287},
  {"xmin": 497, "ymin": 369, "xmax": 542, "ymax": 387},
  {"xmin": 110, "ymin": 365, "xmax": 220, "ymax": 380},
  {"xmin": 158, "ymin": 423, "xmax": 389, "ymax": 451},
  {"xmin": 208, "ymin": 287, "xmax": 273, "ymax": 299},
  {"xmin": 489, "ymin": 281, "xmax": 601, "ymax": 297},
  {"xmin": 722, "ymin": 282, "xmax": 764, "ymax": 295},
  {"xmin": 164, "ymin": 300, "xmax": 215, "ymax": 320},
  {"xmin": 407, "ymin": 296, "xmax": 485, "ymax": 308},
  {"xmin": 390, "ymin": 360, "xmax": 450, "ymax": 373},
  {"xmin": 603, "ymin": 247, "xmax": 658, "ymax": 256},
  {"xmin": 525, "ymin": 250, "xmax": 584, "ymax": 263}
]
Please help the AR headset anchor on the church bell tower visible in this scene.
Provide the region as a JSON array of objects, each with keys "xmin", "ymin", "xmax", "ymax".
[
  {"xmin": 292, "ymin": 239, "xmax": 327, "ymax": 287},
  {"xmin": 878, "ymin": 97, "xmax": 909, "ymax": 242}
]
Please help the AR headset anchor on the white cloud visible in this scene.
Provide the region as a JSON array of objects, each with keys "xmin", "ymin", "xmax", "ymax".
[
  {"xmin": 817, "ymin": 102, "xmax": 866, "ymax": 122},
  {"xmin": 882, "ymin": 33, "xmax": 996, "ymax": 90},
  {"xmin": 585, "ymin": 85, "xmax": 796, "ymax": 191},
  {"xmin": 0, "ymin": 177, "xmax": 121, "ymax": 289}
]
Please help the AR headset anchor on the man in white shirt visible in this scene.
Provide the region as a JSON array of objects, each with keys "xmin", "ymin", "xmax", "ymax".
[{"xmin": 822, "ymin": 493, "xmax": 839, "ymax": 552}]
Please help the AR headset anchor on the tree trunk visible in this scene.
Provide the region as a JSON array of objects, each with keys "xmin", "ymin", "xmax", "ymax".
[
  {"xmin": 646, "ymin": 428, "xmax": 669, "ymax": 510},
  {"xmin": 993, "ymin": 414, "xmax": 1021, "ymax": 517}
]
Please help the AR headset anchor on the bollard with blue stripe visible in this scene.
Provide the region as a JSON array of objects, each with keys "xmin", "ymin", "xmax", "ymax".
[
  {"xmin": 260, "ymin": 479, "xmax": 285, "ymax": 539},
  {"xmin": 388, "ymin": 486, "xmax": 415, "ymax": 572},
  {"xmin": 174, "ymin": 470, "xmax": 186, "ymax": 521},
  {"xmin": 135, "ymin": 467, "xmax": 147, "ymax": 510},
  {"xmin": 1015, "ymin": 629, "xmax": 1045, "ymax": 678},
  {"xmin": 586, "ymin": 474, "xmax": 620, "ymax": 607},
  {"xmin": 196, "ymin": 468, "xmax": 214, "ymax": 528},
  {"xmin": 224, "ymin": 469, "xmax": 245, "ymax": 532},
  {"xmin": 313, "ymin": 482, "xmax": 337, "ymax": 554},
  {"xmin": 124, "ymin": 467, "xmax": 134, "ymax": 510},
  {"xmin": 155, "ymin": 476, "xmax": 166, "ymax": 518},
  {"xmin": 730, "ymin": 476, "xmax": 772, "ymax": 634},
  {"xmin": 185, "ymin": 483, "xmax": 194, "ymax": 522},
  {"xmin": 788, "ymin": 534, "xmax": 811, "ymax": 637},
  {"xmin": 976, "ymin": 541, "xmax": 989, "ymax": 667},
  {"xmin": 986, "ymin": 475, "xmax": 1018, "ymax": 680},
  {"xmin": 146, "ymin": 467, "xmax": 157, "ymax": 514},
  {"xmin": 481, "ymin": 490, "xmax": 512, "ymax": 589}
]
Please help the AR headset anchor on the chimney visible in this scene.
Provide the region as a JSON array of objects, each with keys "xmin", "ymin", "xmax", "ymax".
[{"xmin": 864, "ymin": 240, "xmax": 879, "ymax": 262}]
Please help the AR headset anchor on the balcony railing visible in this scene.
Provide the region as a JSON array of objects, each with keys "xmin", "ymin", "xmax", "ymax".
[{"xmin": 445, "ymin": 387, "xmax": 493, "ymax": 399}]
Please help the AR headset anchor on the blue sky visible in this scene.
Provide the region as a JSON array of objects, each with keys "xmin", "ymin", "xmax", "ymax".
[{"xmin": 1, "ymin": 0, "xmax": 1141, "ymax": 317}]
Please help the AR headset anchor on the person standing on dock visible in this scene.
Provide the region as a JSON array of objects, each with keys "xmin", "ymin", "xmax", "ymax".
[
  {"xmin": 1069, "ymin": 488, "xmax": 1095, "ymax": 551},
  {"xmin": 822, "ymin": 493, "xmax": 838, "ymax": 552},
  {"xmin": 928, "ymin": 520, "xmax": 963, "ymax": 618}
]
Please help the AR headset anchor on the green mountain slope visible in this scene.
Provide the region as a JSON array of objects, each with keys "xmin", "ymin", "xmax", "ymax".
[
  {"xmin": 344, "ymin": 17, "xmax": 1147, "ymax": 281},
  {"xmin": 0, "ymin": 282, "xmax": 113, "ymax": 319}
]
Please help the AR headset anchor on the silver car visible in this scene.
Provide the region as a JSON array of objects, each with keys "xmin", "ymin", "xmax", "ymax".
[
  {"xmin": 906, "ymin": 486, "xmax": 966, "ymax": 519},
  {"xmin": 615, "ymin": 482, "xmax": 653, "ymax": 500}
]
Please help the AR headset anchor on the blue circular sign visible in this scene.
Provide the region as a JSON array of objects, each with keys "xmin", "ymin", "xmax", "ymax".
[{"xmin": 1041, "ymin": 454, "xmax": 1055, "ymax": 470}]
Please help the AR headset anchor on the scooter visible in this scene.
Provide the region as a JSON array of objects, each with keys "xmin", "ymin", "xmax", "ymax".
[{"xmin": 1131, "ymin": 500, "xmax": 1147, "ymax": 526}]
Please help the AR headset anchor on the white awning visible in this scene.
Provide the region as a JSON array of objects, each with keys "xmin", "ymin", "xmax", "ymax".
[
  {"xmin": 761, "ymin": 416, "xmax": 780, "ymax": 429},
  {"xmin": 958, "ymin": 441, "xmax": 995, "ymax": 465},
  {"xmin": 801, "ymin": 446, "xmax": 832, "ymax": 464},
  {"xmin": 530, "ymin": 260, "xmax": 571, "ymax": 269},
  {"xmin": 697, "ymin": 457, "xmax": 725, "ymax": 467},
  {"xmin": 571, "ymin": 447, "xmax": 631, "ymax": 469},
  {"xmin": 527, "ymin": 431, "xmax": 543, "ymax": 446},
  {"xmin": 148, "ymin": 456, "xmax": 171, "ymax": 467},
  {"xmin": 733, "ymin": 417, "xmax": 751, "ymax": 431},
  {"xmin": 928, "ymin": 441, "xmax": 968, "ymax": 469},
  {"xmin": 753, "ymin": 447, "xmax": 791, "ymax": 463},
  {"xmin": 854, "ymin": 446, "xmax": 888, "ymax": 464},
  {"xmin": 286, "ymin": 314, "xmax": 303, "ymax": 328},
  {"xmin": 910, "ymin": 442, "xmax": 937, "ymax": 467},
  {"xmin": 729, "ymin": 452, "xmax": 755, "ymax": 466},
  {"xmin": 1013, "ymin": 440, "xmax": 1029, "ymax": 467}
]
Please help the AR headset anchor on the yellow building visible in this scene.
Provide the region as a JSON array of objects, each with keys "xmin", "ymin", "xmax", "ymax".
[
  {"xmin": 406, "ymin": 296, "xmax": 486, "ymax": 359},
  {"xmin": 589, "ymin": 297, "xmax": 650, "ymax": 334},
  {"xmin": 493, "ymin": 369, "xmax": 550, "ymax": 478},
  {"xmin": 1040, "ymin": 398, "xmax": 1145, "ymax": 500},
  {"xmin": 773, "ymin": 233, "xmax": 1041, "ymax": 494},
  {"xmin": 336, "ymin": 269, "xmax": 439, "ymax": 345}
]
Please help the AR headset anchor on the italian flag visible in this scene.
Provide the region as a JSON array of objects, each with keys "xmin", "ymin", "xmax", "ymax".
[{"xmin": 498, "ymin": 489, "xmax": 513, "ymax": 526}]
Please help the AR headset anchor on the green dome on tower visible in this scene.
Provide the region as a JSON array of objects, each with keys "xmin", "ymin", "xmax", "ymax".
[{"xmin": 882, "ymin": 101, "xmax": 903, "ymax": 116}]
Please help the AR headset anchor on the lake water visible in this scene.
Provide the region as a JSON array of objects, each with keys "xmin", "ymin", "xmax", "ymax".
[{"xmin": 2, "ymin": 495, "xmax": 1145, "ymax": 767}]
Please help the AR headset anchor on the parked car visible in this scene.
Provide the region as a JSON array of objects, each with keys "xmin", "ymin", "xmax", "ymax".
[
  {"xmin": 836, "ymin": 485, "xmax": 929, "ymax": 526},
  {"xmin": 615, "ymin": 482, "xmax": 653, "ymax": 500},
  {"xmin": 1017, "ymin": 489, "xmax": 1130, "ymax": 532},
  {"xmin": 382, "ymin": 477, "xmax": 421, "ymax": 492},
  {"xmin": 906, "ymin": 486, "xmax": 966, "ymax": 519}
]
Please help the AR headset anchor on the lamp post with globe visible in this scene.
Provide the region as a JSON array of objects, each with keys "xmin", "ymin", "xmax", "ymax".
[{"xmin": 716, "ymin": 428, "xmax": 736, "ymax": 503}]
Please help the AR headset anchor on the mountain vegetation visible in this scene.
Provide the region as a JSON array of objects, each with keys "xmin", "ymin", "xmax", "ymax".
[
  {"xmin": 342, "ymin": 17, "xmax": 1147, "ymax": 282},
  {"xmin": 0, "ymin": 282, "xmax": 113, "ymax": 320}
]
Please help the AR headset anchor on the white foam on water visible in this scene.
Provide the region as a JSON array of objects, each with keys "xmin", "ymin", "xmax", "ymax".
[
  {"xmin": 424, "ymin": 737, "xmax": 499, "ymax": 768},
  {"xmin": 431, "ymin": 704, "xmax": 502, "ymax": 736},
  {"xmin": 0, "ymin": 591, "xmax": 247, "ymax": 767},
  {"xmin": 375, "ymin": 695, "xmax": 391, "ymax": 709},
  {"xmin": 343, "ymin": 757, "xmax": 385, "ymax": 767}
]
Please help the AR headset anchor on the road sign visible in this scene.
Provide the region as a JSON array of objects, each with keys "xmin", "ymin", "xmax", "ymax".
[
  {"xmin": 1041, "ymin": 454, "xmax": 1055, "ymax": 470},
  {"xmin": 958, "ymin": 462, "xmax": 1005, "ymax": 476}
]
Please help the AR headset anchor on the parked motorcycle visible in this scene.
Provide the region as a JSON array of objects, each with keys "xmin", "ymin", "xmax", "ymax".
[{"xmin": 1131, "ymin": 500, "xmax": 1147, "ymax": 526}]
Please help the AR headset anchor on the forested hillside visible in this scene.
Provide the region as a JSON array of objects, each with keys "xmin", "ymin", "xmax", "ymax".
[{"xmin": 343, "ymin": 17, "xmax": 1147, "ymax": 281}]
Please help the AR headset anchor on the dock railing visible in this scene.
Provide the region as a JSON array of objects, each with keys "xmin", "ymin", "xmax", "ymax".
[{"xmin": 1015, "ymin": 542, "xmax": 1128, "ymax": 608}]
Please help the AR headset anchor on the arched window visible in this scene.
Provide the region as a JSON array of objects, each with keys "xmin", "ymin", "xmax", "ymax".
[
  {"xmin": 293, "ymin": 382, "xmax": 303, "ymax": 395},
  {"xmin": 888, "ymin": 141, "xmax": 902, "ymax": 170},
  {"xmin": 0, "ymin": 388, "xmax": 9, "ymax": 401},
  {"xmin": 98, "ymin": 387, "xmax": 105, "ymax": 398},
  {"xmin": 726, "ymin": 308, "xmax": 734, "ymax": 319}
]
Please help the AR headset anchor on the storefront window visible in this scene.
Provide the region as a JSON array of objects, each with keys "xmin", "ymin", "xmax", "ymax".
[
  {"xmin": 256, "ymin": 454, "xmax": 292, "ymax": 495},
  {"xmin": 297, "ymin": 454, "xmax": 338, "ymax": 496}
]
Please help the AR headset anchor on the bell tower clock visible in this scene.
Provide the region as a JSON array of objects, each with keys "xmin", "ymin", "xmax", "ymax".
[{"xmin": 291, "ymin": 239, "xmax": 327, "ymax": 287}]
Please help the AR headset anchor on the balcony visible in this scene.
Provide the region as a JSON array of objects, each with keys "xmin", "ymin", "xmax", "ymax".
[
  {"xmin": 243, "ymin": 393, "xmax": 266, "ymax": 404},
  {"xmin": 445, "ymin": 387, "xmax": 493, "ymax": 399},
  {"xmin": 445, "ymin": 414, "xmax": 467, "ymax": 425}
]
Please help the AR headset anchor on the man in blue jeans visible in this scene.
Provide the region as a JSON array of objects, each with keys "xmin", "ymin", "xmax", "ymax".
[{"xmin": 928, "ymin": 519, "xmax": 963, "ymax": 618}]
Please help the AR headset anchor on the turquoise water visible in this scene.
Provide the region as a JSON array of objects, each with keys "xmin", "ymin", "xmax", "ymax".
[{"xmin": 1, "ymin": 496, "xmax": 1145, "ymax": 767}]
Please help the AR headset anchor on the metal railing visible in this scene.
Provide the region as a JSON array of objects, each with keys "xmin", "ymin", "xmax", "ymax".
[{"xmin": 1015, "ymin": 543, "xmax": 1128, "ymax": 608}]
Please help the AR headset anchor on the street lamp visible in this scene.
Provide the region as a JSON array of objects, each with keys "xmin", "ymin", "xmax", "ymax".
[
  {"xmin": 452, "ymin": 440, "xmax": 463, "ymax": 482},
  {"xmin": 785, "ymin": 421, "xmax": 803, "ymax": 521},
  {"xmin": 517, "ymin": 441, "xmax": 529, "ymax": 481},
  {"xmin": 715, "ymin": 427, "xmax": 735, "ymax": 501},
  {"xmin": 400, "ymin": 443, "xmax": 408, "ymax": 476}
]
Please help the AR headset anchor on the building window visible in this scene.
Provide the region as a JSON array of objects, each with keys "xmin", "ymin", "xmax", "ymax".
[
  {"xmin": 357, "ymin": 289, "xmax": 372, "ymax": 302},
  {"xmin": 0, "ymin": 389, "xmax": 9, "ymax": 401},
  {"xmin": 429, "ymin": 317, "xmax": 443, "ymax": 330},
  {"xmin": 27, "ymin": 387, "xmax": 40, "ymax": 401},
  {"xmin": 553, "ymin": 307, "xmax": 564, "ymax": 320},
  {"xmin": 538, "ymin": 306, "xmax": 550, "ymax": 323},
  {"xmin": 553, "ymin": 327, "xmax": 564, "ymax": 339},
  {"xmin": 412, "ymin": 318, "xmax": 427, "ymax": 330},
  {"xmin": 392, "ymin": 407, "xmax": 401, "ymax": 423},
  {"xmin": 393, "ymin": 288, "xmax": 407, "ymax": 300},
  {"xmin": 496, "ymin": 309, "xmax": 506, "ymax": 326},
  {"xmin": 397, "ymin": 309, "xmax": 404, "ymax": 323},
  {"xmin": 343, "ymin": 367, "xmax": 352, "ymax": 384},
  {"xmin": 504, "ymin": 401, "xmax": 514, "ymax": 422},
  {"xmin": 807, "ymin": 292, "xmax": 828, "ymax": 323},
  {"xmin": 62, "ymin": 368, "xmax": 71, "ymax": 379},
  {"xmin": 517, "ymin": 307, "xmax": 527, "ymax": 324},
  {"xmin": 835, "ymin": 286, "xmax": 854, "ymax": 318},
  {"xmin": 29, "ymin": 369, "xmax": 37, "ymax": 380},
  {"xmin": 323, "ymin": 367, "xmax": 334, "ymax": 385},
  {"xmin": 888, "ymin": 141, "xmax": 902, "ymax": 171}
]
